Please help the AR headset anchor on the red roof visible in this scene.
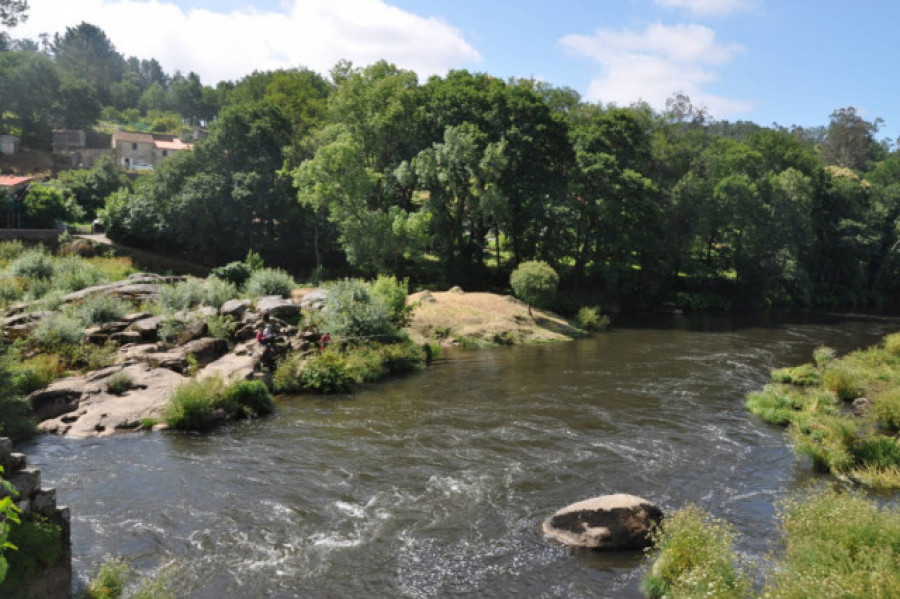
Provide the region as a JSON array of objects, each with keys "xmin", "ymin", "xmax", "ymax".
[{"xmin": 0, "ymin": 175, "xmax": 33, "ymax": 187}]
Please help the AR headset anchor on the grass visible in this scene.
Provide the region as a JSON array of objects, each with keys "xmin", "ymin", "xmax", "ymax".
[
  {"xmin": 273, "ymin": 341, "xmax": 427, "ymax": 394},
  {"xmin": 642, "ymin": 505, "xmax": 750, "ymax": 599},
  {"xmin": 746, "ymin": 333, "xmax": 900, "ymax": 488},
  {"xmin": 643, "ymin": 488, "xmax": 900, "ymax": 599},
  {"xmin": 163, "ymin": 377, "xmax": 274, "ymax": 431},
  {"xmin": 763, "ymin": 488, "xmax": 900, "ymax": 599}
]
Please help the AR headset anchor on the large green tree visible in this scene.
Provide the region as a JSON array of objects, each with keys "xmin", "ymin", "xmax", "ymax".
[{"xmin": 52, "ymin": 23, "xmax": 125, "ymax": 104}]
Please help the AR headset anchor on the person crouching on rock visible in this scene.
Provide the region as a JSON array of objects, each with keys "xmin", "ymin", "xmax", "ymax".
[{"xmin": 257, "ymin": 315, "xmax": 276, "ymax": 349}]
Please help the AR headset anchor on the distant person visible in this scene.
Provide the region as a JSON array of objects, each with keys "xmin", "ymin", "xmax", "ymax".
[{"xmin": 319, "ymin": 332, "xmax": 331, "ymax": 351}]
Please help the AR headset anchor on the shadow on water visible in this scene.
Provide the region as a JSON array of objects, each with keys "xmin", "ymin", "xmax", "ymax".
[{"xmin": 20, "ymin": 313, "xmax": 900, "ymax": 598}]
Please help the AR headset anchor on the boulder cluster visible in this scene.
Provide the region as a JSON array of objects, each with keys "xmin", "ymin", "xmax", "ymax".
[{"xmin": 3, "ymin": 273, "xmax": 327, "ymax": 437}]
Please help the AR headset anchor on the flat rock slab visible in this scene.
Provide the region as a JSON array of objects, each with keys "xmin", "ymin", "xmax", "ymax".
[
  {"xmin": 37, "ymin": 363, "xmax": 187, "ymax": 438},
  {"xmin": 542, "ymin": 494, "xmax": 663, "ymax": 550}
]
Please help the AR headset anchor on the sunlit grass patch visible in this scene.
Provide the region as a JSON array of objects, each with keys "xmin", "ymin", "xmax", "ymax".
[
  {"xmin": 642, "ymin": 505, "xmax": 749, "ymax": 599},
  {"xmin": 764, "ymin": 488, "xmax": 900, "ymax": 598}
]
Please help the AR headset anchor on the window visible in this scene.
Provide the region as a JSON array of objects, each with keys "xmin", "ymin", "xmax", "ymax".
[
  {"xmin": 162, "ymin": 150, "xmax": 168, "ymax": 157},
  {"xmin": 132, "ymin": 143, "xmax": 137, "ymax": 150}
]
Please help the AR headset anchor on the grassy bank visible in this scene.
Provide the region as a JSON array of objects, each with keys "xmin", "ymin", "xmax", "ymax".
[
  {"xmin": 643, "ymin": 487, "xmax": 900, "ymax": 599},
  {"xmin": 746, "ymin": 332, "xmax": 900, "ymax": 487}
]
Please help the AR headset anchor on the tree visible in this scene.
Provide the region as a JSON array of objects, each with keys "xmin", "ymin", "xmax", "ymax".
[
  {"xmin": 22, "ymin": 183, "xmax": 69, "ymax": 228},
  {"xmin": 821, "ymin": 107, "xmax": 883, "ymax": 172},
  {"xmin": 0, "ymin": 0, "xmax": 28, "ymax": 27},
  {"xmin": 510, "ymin": 260, "xmax": 558, "ymax": 318},
  {"xmin": 412, "ymin": 122, "xmax": 507, "ymax": 283},
  {"xmin": 52, "ymin": 23, "xmax": 125, "ymax": 104}
]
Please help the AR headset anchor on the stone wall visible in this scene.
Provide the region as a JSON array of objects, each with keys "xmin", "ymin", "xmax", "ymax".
[{"xmin": 0, "ymin": 437, "xmax": 72, "ymax": 598}]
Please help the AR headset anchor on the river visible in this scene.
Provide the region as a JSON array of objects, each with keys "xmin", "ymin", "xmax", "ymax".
[{"xmin": 20, "ymin": 313, "xmax": 900, "ymax": 598}]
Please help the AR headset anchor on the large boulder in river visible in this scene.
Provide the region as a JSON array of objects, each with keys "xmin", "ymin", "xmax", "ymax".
[{"xmin": 542, "ymin": 494, "xmax": 663, "ymax": 550}]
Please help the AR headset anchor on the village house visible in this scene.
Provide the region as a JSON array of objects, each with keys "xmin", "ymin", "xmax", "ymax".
[
  {"xmin": 111, "ymin": 131, "xmax": 194, "ymax": 171},
  {"xmin": 0, "ymin": 135, "xmax": 21, "ymax": 155},
  {"xmin": 0, "ymin": 175, "xmax": 34, "ymax": 228}
]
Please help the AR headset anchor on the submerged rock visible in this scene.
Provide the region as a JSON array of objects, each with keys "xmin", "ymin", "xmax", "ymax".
[{"xmin": 541, "ymin": 494, "xmax": 663, "ymax": 550}]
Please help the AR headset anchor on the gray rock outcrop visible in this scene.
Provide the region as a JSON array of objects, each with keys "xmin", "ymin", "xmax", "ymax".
[
  {"xmin": 35, "ymin": 363, "xmax": 188, "ymax": 437},
  {"xmin": 542, "ymin": 494, "xmax": 663, "ymax": 550},
  {"xmin": 255, "ymin": 295, "xmax": 301, "ymax": 319}
]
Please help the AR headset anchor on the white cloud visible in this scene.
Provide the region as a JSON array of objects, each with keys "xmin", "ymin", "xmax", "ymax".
[
  {"xmin": 14, "ymin": 0, "xmax": 482, "ymax": 84},
  {"xmin": 560, "ymin": 23, "xmax": 753, "ymax": 118},
  {"xmin": 654, "ymin": 0, "xmax": 756, "ymax": 17}
]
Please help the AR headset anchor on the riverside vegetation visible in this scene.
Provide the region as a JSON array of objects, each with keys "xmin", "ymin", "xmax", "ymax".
[
  {"xmin": 0, "ymin": 237, "xmax": 598, "ymax": 593},
  {"xmin": 643, "ymin": 331, "xmax": 900, "ymax": 598}
]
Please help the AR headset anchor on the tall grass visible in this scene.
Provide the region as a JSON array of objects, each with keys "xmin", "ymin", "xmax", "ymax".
[
  {"xmin": 764, "ymin": 488, "xmax": 900, "ymax": 599},
  {"xmin": 163, "ymin": 377, "xmax": 273, "ymax": 431},
  {"xmin": 642, "ymin": 505, "xmax": 750, "ymax": 599},
  {"xmin": 747, "ymin": 334, "xmax": 900, "ymax": 488}
]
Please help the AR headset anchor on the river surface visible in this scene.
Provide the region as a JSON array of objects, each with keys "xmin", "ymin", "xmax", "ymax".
[{"xmin": 20, "ymin": 313, "xmax": 900, "ymax": 598}]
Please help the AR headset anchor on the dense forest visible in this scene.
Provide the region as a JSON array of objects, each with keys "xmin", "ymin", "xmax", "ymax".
[{"xmin": 2, "ymin": 19, "xmax": 900, "ymax": 312}]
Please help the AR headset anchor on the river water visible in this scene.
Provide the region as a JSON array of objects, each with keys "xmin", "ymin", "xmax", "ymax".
[{"xmin": 20, "ymin": 313, "xmax": 900, "ymax": 598}]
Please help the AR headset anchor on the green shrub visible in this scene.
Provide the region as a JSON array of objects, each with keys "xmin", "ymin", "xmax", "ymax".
[
  {"xmin": 765, "ymin": 488, "xmax": 900, "ymax": 598},
  {"xmin": 83, "ymin": 558, "xmax": 129, "ymax": 599},
  {"xmin": 208, "ymin": 261, "xmax": 251, "ymax": 287},
  {"xmin": 574, "ymin": 306, "xmax": 610, "ymax": 331},
  {"xmin": 12, "ymin": 354, "xmax": 65, "ymax": 395},
  {"xmin": 273, "ymin": 353, "xmax": 305, "ymax": 393},
  {"xmin": 379, "ymin": 341, "xmax": 426, "ymax": 375},
  {"xmin": 0, "ymin": 515, "xmax": 64, "ymax": 596},
  {"xmin": 297, "ymin": 352, "xmax": 354, "ymax": 394},
  {"xmin": 222, "ymin": 380, "xmax": 274, "ymax": 418},
  {"xmin": 813, "ymin": 345, "xmax": 837, "ymax": 366},
  {"xmin": 203, "ymin": 276, "xmax": 237, "ymax": 309},
  {"xmin": 163, "ymin": 377, "xmax": 226, "ymax": 432},
  {"xmin": 164, "ymin": 377, "xmax": 273, "ymax": 431},
  {"xmin": 8, "ymin": 249, "xmax": 54, "ymax": 280},
  {"xmin": 0, "ymin": 240, "xmax": 26, "ymax": 263},
  {"xmin": 57, "ymin": 343, "xmax": 116, "ymax": 372},
  {"xmin": 74, "ymin": 294, "xmax": 130, "ymax": 325},
  {"xmin": 643, "ymin": 505, "xmax": 749, "ymax": 599},
  {"xmin": 29, "ymin": 313, "xmax": 84, "ymax": 347},
  {"xmin": 156, "ymin": 315, "xmax": 186, "ymax": 344},
  {"xmin": 343, "ymin": 346, "xmax": 388, "ymax": 383},
  {"xmin": 370, "ymin": 275, "xmax": 412, "ymax": 326},
  {"xmin": 323, "ymin": 279, "xmax": 396, "ymax": 341},
  {"xmin": 157, "ymin": 279, "xmax": 206, "ymax": 312},
  {"xmin": 510, "ymin": 260, "xmax": 559, "ymax": 313},
  {"xmin": 107, "ymin": 371, "xmax": 132, "ymax": 395},
  {"xmin": 37, "ymin": 289, "xmax": 66, "ymax": 312},
  {"xmin": 0, "ymin": 277, "xmax": 25, "ymax": 306},
  {"xmin": 244, "ymin": 267, "xmax": 295, "ymax": 298},
  {"xmin": 52, "ymin": 256, "xmax": 106, "ymax": 293},
  {"xmin": 0, "ymin": 396, "xmax": 36, "ymax": 440},
  {"xmin": 205, "ymin": 314, "xmax": 236, "ymax": 340}
]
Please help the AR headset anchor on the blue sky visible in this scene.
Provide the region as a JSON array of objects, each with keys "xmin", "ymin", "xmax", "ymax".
[{"xmin": 13, "ymin": 0, "xmax": 900, "ymax": 140}]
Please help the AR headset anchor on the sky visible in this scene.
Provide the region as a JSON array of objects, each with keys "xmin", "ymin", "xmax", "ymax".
[{"xmin": 10, "ymin": 0, "xmax": 900, "ymax": 139}]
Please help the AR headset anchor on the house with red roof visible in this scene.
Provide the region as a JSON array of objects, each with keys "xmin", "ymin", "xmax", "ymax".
[
  {"xmin": 0, "ymin": 175, "xmax": 35, "ymax": 228},
  {"xmin": 111, "ymin": 131, "xmax": 194, "ymax": 171}
]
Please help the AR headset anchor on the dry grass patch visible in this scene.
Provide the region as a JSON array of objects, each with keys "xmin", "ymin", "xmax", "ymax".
[{"xmin": 406, "ymin": 290, "xmax": 580, "ymax": 346}]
